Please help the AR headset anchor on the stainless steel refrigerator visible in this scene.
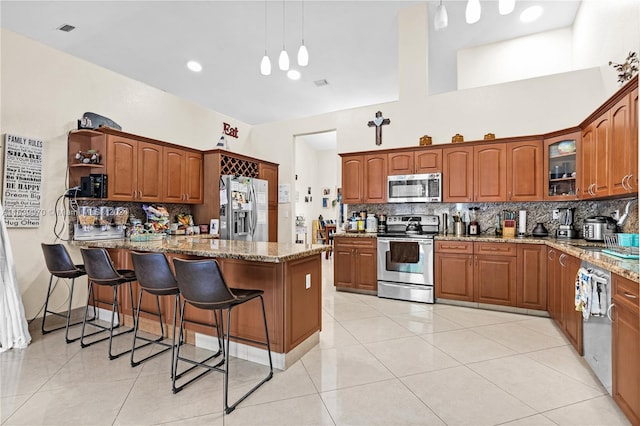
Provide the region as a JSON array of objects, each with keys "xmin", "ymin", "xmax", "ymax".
[{"xmin": 219, "ymin": 175, "xmax": 268, "ymax": 242}]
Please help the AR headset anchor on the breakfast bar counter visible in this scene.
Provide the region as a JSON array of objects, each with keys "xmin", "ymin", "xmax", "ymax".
[{"xmin": 73, "ymin": 237, "xmax": 331, "ymax": 369}]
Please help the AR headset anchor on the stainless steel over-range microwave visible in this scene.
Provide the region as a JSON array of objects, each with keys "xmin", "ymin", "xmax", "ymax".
[{"xmin": 387, "ymin": 173, "xmax": 442, "ymax": 203}]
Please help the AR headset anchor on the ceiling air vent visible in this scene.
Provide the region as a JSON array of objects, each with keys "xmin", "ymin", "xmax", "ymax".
[
  {"xmin": 314, "ymin": 79, "xmax": 329, "ymax": 87},
  {"xmin": 57, "ymin": 24, "xmax": 76, "ymax": 32}
]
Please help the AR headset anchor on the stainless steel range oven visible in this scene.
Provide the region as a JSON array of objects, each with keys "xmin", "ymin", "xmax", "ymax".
[{"xmin": 377, "ymin": 215, "xmax": 438, "ymax": 304}]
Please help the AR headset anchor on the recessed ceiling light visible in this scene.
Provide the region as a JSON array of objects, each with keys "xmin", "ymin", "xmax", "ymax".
[
  {"xmin": 57, "ymin": 24, "xmax": 75, "ymax": 32},
  {"xmin": 520, "ymin": 5, "xmax": 543, "ymax": 23},
  {"xmin": 186, "ymin": 60, "xmax": 202, "ymax": 73},
  {"xmin": 314, "ymin": 79, "xmax": 329, "ymax": 87},
  {"xmin": 287, "ymin": 69, "xmax": 301, "ymax": 80}
]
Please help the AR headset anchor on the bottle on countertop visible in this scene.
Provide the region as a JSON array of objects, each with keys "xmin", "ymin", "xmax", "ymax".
[{"xmin": 366, "ymin": 214, "xmax": 377, "ymax": 233}]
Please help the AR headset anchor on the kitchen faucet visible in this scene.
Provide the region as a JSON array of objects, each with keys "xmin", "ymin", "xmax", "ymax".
[{"xmin": 616, "ymin": 199, "xmax": 638, "ymax": 226}]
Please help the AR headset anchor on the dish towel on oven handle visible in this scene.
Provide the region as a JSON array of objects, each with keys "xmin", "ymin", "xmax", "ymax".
[{"xmin": 575, "ymin": 267, "xmax": 593, "ymax": 321}]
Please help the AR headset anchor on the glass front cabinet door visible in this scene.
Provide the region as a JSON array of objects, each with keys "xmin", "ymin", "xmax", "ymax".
[{"xmin": 544, "ymin": 131, "xmax": 580, "ymax": 200}]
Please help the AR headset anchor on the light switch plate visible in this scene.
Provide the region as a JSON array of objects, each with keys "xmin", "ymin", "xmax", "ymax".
[
  {"xmin": 305, "ymin": 274, "xmax": 311, "ymax": 289},
  {"xmin": 552, "ymin": 209, "xmax": 559, "ymax": 220}
]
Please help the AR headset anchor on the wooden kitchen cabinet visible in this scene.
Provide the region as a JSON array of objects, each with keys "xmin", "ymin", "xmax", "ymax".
[
  {"xmin": 107, "ymin": 135, "xmax": 163, "ymax": 202},
  {"xmin": 442, "ymin": 146, "xmax": 474, "ymax": 202},
  {"xmin": 474, "ymin": 143, "xmax": 507, "ymax": 202},
  {"xmin": 544, "ymin": 130, "xmax": 580, "ymax": 200},
  {"xmin": 334, "ymin": 237, "xmax": 377, "ymax": 292},
  {"xmin": 547, "ymin": 247, "xmax": 582, "ymax": 354},
  {"xmin": 388, "ymin": 149, "xmax": 442, "ymax": 175},
  {"xmin": 547, "ymin": 248, "xmax": 561, "ymax": 323},
  {"xmin": 581, "ymin": 111, "xmax": 611, "ymax": 198},
  {"xmin": 436, "ymin": 241, "xmax": 546, "ymax": 311},
  {"xmin": 474, "ymin": 242, "xmax": 516, "ymax": 306},
  {"xmin": 387, "ymin": 152, "xmax": 414, "ymax": 175},
  {"xmin": 415, "ymin": 149, "xmax": 442, "ymax": 174},
  {"xmin": 612, "ymin": 273, "xmax": 640, "ymax": 425},
  {"xmin": 507, "ymin": 139, "xmax": 544, "ymax": 201},
  {"xmin": 434, "ymin": 241, "xmax": 474, "ymax": 302},
  {"xmin": 516, "ymin": 244, "xmax": 547, "ymax": 311},
  {"xmin": 363, "ymin": 153, "xmax": 387, "ymax": 203},
  {"xmin": 609, "ymin": 89, "xmax": 638, "ymax": 195},
  {"xmin": 560, "ymin": 252, "xmax": 582, "ymax": 354},
  {"xmin": 341, "ymin": 155, "xmax": 364, "ymax": 204},
  {"xmin": 259, "ymin": 163, "xmax": 279, "ymax": 242},
  {"xmin": 340, "ymin": 153, "xmax": 386, "ymax": 204},
  {"xmin": 163, "ymin": 147, "xmax": 203, "ymax": 204}
]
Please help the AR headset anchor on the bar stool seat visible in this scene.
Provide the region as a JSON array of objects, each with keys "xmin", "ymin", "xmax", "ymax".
[
  {"xmin": 172, "ymin": 258, "xmax": 273, "ymax": 414},
  {"xmin": 79, "ymin": 247, "xmax": 137, "ymax": 360},
  {"xmin": 129, "ymin": 252, "xmax": 181, "ymax": 375},
  {"xmin": 40, "ymin": 243, "xmax": 94, "ymax": 343}
]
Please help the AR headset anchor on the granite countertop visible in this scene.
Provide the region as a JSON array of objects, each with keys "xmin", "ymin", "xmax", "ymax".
[
  {"xmin": 333, "ymin": 231, "xmax": 378, "ymax": 238},
  {"xmin": 72, "ymin": 236, "xmax": 330, "ymax": 263},
  {"xmin": 435, "ymin": 234, "xmax": 639, "ymax": 283}
]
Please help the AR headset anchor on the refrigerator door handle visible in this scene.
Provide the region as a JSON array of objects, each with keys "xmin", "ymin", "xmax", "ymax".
[{"xmin": 250, "ymin": 183, "xmax": 257, "ymax": 239}]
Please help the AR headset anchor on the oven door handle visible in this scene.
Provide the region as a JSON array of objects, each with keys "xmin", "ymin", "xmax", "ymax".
[
  {"xmin": 383, "ymin": 282, "xmax": 432, "ymax": 290},
  {"xmin": 378, "ymin": 238, "xmax": 433, "ymax": 244}
]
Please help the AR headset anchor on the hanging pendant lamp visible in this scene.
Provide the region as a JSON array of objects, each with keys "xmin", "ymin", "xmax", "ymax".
[
  {"xmin": 297, "ymin": 0, "xmax": 309, "ymax": 66},
  {"xmin": 434, "ymin": 0, "xmax": 448, "ymax": 31},
  {"xmin": 260, "ymin": 0, "xmax": 271, "ymax": 75},
  {"xmin": 499, "ymin": 0, "xmax": 516, "ymax": 15},
  {"xmin": 465, "ymin": 0, "xmax": 481, "ymax": 24},
  {"xmin": 279, "ymin": 0, "xmax": 290, "ymax": 71}
]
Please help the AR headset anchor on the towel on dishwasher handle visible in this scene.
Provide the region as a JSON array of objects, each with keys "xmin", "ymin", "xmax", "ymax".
[{"xmin": 575, "ymin": 267, "xmax": 593, "ymax": 321}]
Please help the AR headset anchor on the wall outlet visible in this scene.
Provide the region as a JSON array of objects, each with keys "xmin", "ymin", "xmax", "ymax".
[
  {"xmin": 305, "ymin": 274, "xmax": 311, "ymax": 289},
  {"xmin": 552, "ymin": 209, "xmax": 559, "ymax": 220},
  {"xmin": 612, "ymin": 210, "xmax": 620, "ymax": 221}
]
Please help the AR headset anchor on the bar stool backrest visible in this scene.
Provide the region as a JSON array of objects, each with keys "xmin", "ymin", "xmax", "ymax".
[
  {"xmin": 80, "ymin": 248, "xmax": 123, "ymax": 285},
  {"xmin": 131, "ymin": 252, "xmax": 179, "ymax": 294},
  {"xmin": 41, "ymin": 243, "xmax": 84, "ymax": 278},
  {"xmin": 173, "ymin": 259, "xmax": 236, "ymax": 306}
]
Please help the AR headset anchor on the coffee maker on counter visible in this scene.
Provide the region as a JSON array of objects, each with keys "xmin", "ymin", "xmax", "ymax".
[{"xmin": 556, "ymin": 207, "xmax": 578, "ymax": 239}]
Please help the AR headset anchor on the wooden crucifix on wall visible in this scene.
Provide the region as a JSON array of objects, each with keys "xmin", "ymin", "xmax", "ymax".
[{"xmin": 367, "ymin": 111, "xmax": 390, "ymax": 146}]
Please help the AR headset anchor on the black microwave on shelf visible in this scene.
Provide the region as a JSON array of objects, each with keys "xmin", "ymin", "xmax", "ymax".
[{"xmin": 79, "ymin": 174, "xmax": 108, "ymax": 198}]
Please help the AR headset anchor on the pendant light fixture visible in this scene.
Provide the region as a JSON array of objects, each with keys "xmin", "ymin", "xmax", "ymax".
[
  {"xmin": 297, "ymin": 0, "xmax": 309, "ymax": 66},
  {"xmin": 498, "ymin": 0, "xmax": 516, "ymax": 15},
  {"xmin": 278, "ymin": 0, "xmax": 290, "ymax": 71},
  {"xmin": 465, "ymin": 0, "xmax": 481, "ymax": 24},
  {"xmin": 260, "ymin": 0, "xmax": 271, "ymax": 75},
  {"xmin": 434, "ymin": 0, "xmax": 448, "ymax": 31}
]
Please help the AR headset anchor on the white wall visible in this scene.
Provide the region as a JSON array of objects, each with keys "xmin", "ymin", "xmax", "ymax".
[
  {"xmin": 458, "ymin": 28, "xmax": 573, "ymax": 90},
  {"xmin": 573, "ymin": 0, "xmax": 640, "ymax": 94}
]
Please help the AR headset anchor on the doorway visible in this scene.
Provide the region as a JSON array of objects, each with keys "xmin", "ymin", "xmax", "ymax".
[{"xmin": 293, "ymin": 131, "xmax": 339, "ymax": 245}]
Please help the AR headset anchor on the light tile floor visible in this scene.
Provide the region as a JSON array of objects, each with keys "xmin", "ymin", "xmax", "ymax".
[{"xmin": 1, "ymin": 258, "xmax": 631, "ymax": 425}]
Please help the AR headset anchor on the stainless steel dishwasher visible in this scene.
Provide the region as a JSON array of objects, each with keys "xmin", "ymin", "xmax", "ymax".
[{"xmin": 580, "ymin": 260, "xmax": 612, "ymax": 395}]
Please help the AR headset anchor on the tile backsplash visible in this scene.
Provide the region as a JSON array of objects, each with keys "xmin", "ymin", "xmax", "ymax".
[{"xmin": 347, "ymin": 197, "xmax": 639, "ymax": 237}]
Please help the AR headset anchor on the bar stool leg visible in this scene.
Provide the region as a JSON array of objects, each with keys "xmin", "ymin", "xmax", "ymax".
[
  {"xmin": 41, "ymin": 276, "xmax": 90, "ymax": 343},
  {"xmin": 130, "ymin": 290, "xmax": 171, "ymax": 367}
]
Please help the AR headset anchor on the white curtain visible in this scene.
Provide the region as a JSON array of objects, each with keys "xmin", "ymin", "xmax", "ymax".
[{"xmin": 0, "ymin": 202, "xmax": 31, "ymax": 352}]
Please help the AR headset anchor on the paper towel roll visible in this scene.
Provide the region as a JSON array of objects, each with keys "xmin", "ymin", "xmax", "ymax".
[{"xmin": 518, "ymin": 210, "xmax": 527, "ymax": 235}]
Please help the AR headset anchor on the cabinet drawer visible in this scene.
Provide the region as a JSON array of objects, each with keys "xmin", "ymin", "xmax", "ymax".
[
  {"xmin": 474, "ymin": 242, "xmax": 516, "ymax": 256},
  {"xmin": 613, "ymin": 274, "xmax": 639, "ymax": 310},
  {"xmin": 334, "ymin": 236, "xmax": 376, "ymax": 249},
  {"xmin": 436, "ymin": 240, "xmax": 473, "ymax": 254}
]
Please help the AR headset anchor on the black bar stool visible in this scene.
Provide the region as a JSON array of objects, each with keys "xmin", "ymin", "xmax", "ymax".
[
  {"xmin": 79, "ymin": 247, "xmax": 137, "ymax": 360},
  {"xmin": 129, "ymin": 252, "xmax": 181, "ymax": 374},
  {"xmin": 172, "ymin": 258, "xmax": 273, "ymax": 414},
  {"xmin": 40, "ymin": 243, "xmax": 95, "ymax": 343}
]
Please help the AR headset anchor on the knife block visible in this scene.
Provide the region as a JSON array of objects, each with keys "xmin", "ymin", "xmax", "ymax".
[{"xmin": 502, "ymin": 220, "xmax": 516, "ymax": 238}]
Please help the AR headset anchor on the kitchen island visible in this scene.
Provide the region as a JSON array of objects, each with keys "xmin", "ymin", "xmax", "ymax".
[{"xmin": 74, "ymin": 236, "xmax": 330, "ymax": 369}]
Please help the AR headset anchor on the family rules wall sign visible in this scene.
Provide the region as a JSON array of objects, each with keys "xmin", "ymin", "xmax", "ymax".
[{"xmin": 2, "ymin": 134, "xmax": 44, "ymax": 228}]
